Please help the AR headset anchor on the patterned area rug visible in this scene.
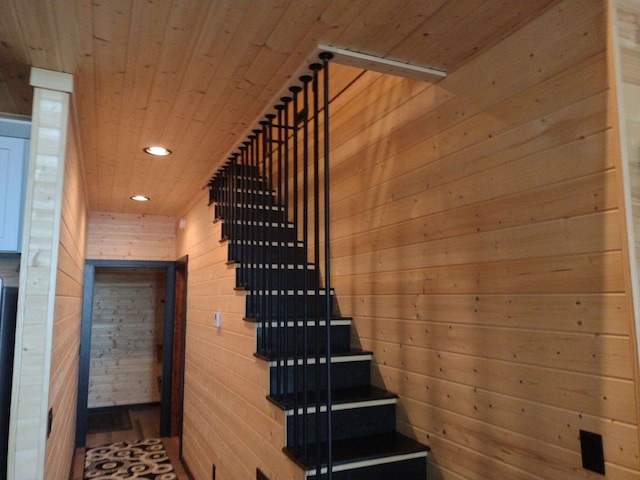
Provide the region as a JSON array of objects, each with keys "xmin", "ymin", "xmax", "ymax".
[{"xmin": 84, "ymin": 438, "xmax": 177, "ymax": 479}]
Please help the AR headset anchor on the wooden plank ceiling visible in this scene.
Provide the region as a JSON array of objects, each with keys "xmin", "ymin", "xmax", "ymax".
[{"xmin": 0, "ymin": 0, "xmax": 558, "ymax": 216}]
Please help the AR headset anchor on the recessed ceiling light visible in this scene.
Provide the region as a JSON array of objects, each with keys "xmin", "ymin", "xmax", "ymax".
[
  {"xmin": 130, "ymin": 195, "xmax": 150, "ymax": 202},
  {"xmin": 143, "ymin": 146, "xmax": 172, "ymax": 156}
]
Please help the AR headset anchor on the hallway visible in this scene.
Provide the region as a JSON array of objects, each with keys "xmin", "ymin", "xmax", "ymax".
[{"xmin": 70, "ymin": 405, "xmax": 189, "ymax": 479}]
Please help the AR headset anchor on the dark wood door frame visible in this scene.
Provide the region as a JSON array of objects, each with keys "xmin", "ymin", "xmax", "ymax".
[
  {"xmin": 173, "ymin": 255, "xmax": 188, "ymax": 456},
  {"xmin": 75, "ymin": 260, "xmax": 176, "ymax": 447}
]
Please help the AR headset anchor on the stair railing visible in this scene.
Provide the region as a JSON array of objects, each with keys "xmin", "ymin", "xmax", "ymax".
[{"xmin": 208, "ymin": 52, "xmax": 335, "ymax": 479}]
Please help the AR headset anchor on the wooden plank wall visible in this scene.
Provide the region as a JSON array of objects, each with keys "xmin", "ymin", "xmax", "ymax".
[
  {"xmin": 176, "ymin": 1, "xmax": 640, "ymax": 479},
  {"xmin": 176, "ymin": 192, "xmax": 305, "ymax": 480},
  {"xmin": 88, "ymin": 267, "xmax": 165, "ymax": 408},
  {"xmin": 619, "ymin": 2, "xmax": 640, "ymax": 280},
  {"xmin": 86, "ymin": 211, "xmax": 176, "ymax": 261},
  {"xmin": 8, "ymin": 87, "xmax": 70, "ymax": 480},
  {"xmin": 327, "ymin": 1, "xmax": 638, "ymax": 479},
  {"xmin": 44, "ymin": 115, "xmax": 88, "ymax": 479}
]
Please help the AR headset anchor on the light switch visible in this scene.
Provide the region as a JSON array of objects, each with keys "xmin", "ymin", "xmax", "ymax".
[{"xmin": 214, "ymin": 312, "xmax": 221, "ymax": 328}]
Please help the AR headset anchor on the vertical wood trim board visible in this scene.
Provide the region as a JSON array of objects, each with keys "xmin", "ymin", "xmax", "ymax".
[
  {"xmin": 176, "ymin": 1, "xmax": 640, "ymax": 479},
  {"xmin": 43, "ymin": 117, "xmax": 88, "ymax": 479},
  {"xmin": 8, "ymin": 87, "xmax": 70, "ymax": 480}
]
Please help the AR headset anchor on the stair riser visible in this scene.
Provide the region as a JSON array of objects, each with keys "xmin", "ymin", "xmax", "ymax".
[
  {"xmin": 286, "ymin": 404, "xmax": 396, "ymax": 447},
  {"xmin": 216, "ymin": 204, "xmax": 285, "ymax": 222},
  {"xmin": 212, "ymin": 188, "xmax": 274, "ymax": 206},
  {"xmin": 220, "ymin": 163, "xmax": 260, "ymax": 176},
  {"xmin": 305, "ymin": 456, "xmax": 427, "ymax": 480},
  {"xmin": 257, "ymin": 324, "xmax": 351, "ymax": 356},
  {"xmin": 228, "ymin": 243, "xmax": 307, "ymax": 265},
  {"xmin": 269, "ymin": 360, "xmax": 370, "ymax": 395},
  {"xmin": 237, "ymin": 267, "xmax": 319, "ymax": 291},
  {"xmin": 222, "ymin": 223, "xmax": 297, "ymax": 242},
  {"xmin": 210, "ymin": 164, "xmax": 261, "ymax": 182},
  {"xmin": 213, "ymin": 176, "xmax": 272, "ymax": 192},
  {"xmin": 246, "ymin": 293, "xmax": 334, "ymax": 319}
]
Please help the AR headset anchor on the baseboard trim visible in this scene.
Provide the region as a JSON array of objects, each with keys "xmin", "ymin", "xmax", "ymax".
[{"xmin": 180, "ymin": 453, "xmax": 197, "ymax": 480}]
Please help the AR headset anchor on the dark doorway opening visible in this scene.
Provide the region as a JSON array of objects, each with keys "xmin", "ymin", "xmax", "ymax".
[{"xmin": 75, "ymin": 260, "xmax": 179, "ymax": 447}]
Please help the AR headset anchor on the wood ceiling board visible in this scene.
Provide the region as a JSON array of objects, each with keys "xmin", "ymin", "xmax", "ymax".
[
  {"xmin": 136, "ymin": 1, "xmax": 208, "ymax": 145},
  {"xmin": 0, "ymin": 0, "xmax": 564, "ymax": 216},
  {"xmin": 383, "ymin": 0, "xmax": 490, "ymax": 71},
  {"xmin": 435, "ymin": 0, "xmax": 603, "ymax": 101},
  {"xmin": 150, "ymin": 0, "xmax": 247, "ymax": 201},
  {"xmin": 197, "ymin": 0, "xmax": 375, "ymax": 182},
  {"xmin": 92, "ymin": 0, "xmax": 133, "ymax": 213},
  {"xmin": 0, "ymin": 2, "xmax": 33, "ymax": 115},
  {"xmin": 153, "ymin": 2, "xmax": 230, "ymax": 152},
  {"xmin": 399, "ymin": 0, "xmax": 561, "ymax": 71},
  {"xmin": 68, "ymin": 0, "xmax": 99, "ymax": 206},
  {"xmin": 12, "ymin": 0, "xmax": 62, "ymax": 69},
  {"xmin": 330, "ymin": 0, "xmax": 443, "ymax": 60},
  {"xmin": 113, "ymin": 2, "xmax": 173, "ymax": 213},
  {"xmin": 117, "ymin": 1, "xmax": 199, "ymax": 213},
  {"xmin": 47, "ymin": 0, "xmax": 85, "ymax": 74}
]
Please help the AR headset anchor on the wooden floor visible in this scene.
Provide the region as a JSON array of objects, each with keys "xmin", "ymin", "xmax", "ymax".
[{"xmin": 71, "ymin": 405, "xmax": 190, "ymax": 479}]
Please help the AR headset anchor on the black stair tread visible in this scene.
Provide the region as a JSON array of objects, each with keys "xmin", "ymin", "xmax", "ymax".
[
  {"xmin": 247, "ymin": 288, "xmax": 335, "ymax": 295},
  {"xmin": 257, "ymin": 347, "xmax": 372, "ymax": 363},
  {"xmin": 268, "ymin": 385, "xmax": 397, "ymax": 411},
  {"xmin": 284, "ymin": 432, "xmax": 429, "ymax": 470},
  {"xmin": 247, "ymin": 316, "xmax": 352, "ymax": 325},
  {"xmin": 244, "ymin": 314, "xmax": 352, "ymax": 326},
  {"xmin": 235, "ymin": 262, "xmax": 318, "ymax": 268}
]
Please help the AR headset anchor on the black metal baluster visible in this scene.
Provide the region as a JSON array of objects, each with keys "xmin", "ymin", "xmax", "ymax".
[
  {"xmin": 239, "ymin": 144, "xmax": 248, "ymax": 288},
  {"xmin": 228, "ymin": 158, "xmax": 233, "ymax": 246},
  {"xmin": 283, "ymin": 96, "xmax": 294, "ymax": 423},
  {"xmin": 250, "ymin": 131, "xmax": 261, "ymax": 344},
  {"xmin": 282, "ymin": 97, "xmax": 293, "ymax": 407},
  {"xmin": 234, "ymin": 156, "xmax": 240, "ymax": 278},
  {"xmin": 259, "ymin": 120, "xmax": 270, "ymax": 349},
  {"xmin": 264, "ymin": 113, "xmax": 281, "ymax": 395},
  {"xmin": 273, "ymin": 102, "xmax": 284, "ymax": 398},
  {"xmin": 245, "ymin": 141, "xmax": 252, "ymax": 286},
  {"xmin": 300, "ymin": 73, "xmax": 312, "ymax": 462},
  {"xmin": 221, "ymin": 169, "xmax": 225, "ymax": 214},
  {"xmin": 309, "ymin": 60, "xmax": 323, "ymax": 478},
  {"xmin": 289, "ymin": 85, "xmax": 301, "ymax": 453},
  {"xmin": 320, "ymin": 51, "xmax": 333, "ymax": 480}
]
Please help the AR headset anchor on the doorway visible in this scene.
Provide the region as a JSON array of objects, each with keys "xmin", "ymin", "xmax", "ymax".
[{"xmin": 75, "ymin": 260, "xmax": 180, "ymax": 447}]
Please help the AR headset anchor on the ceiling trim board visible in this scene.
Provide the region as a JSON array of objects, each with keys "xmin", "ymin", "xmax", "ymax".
[{"xmin": 317, "ymin": 44, "xmax": 447, "ymax": 82}]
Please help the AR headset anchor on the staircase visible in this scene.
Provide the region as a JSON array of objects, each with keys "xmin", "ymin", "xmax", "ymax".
[{"xmin": 209, "ymin": 161, "xmax": 429, "ymax": 479}]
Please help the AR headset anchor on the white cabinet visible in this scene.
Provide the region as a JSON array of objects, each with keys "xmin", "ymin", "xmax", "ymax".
[{"xmin": 0, "ymin": 118, "xmax": 30, "ymax": 253}]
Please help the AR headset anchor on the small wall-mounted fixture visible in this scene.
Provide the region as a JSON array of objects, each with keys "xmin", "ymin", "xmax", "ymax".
[
  {"xmin": 143, "ymin": 146, "xmax": 172, "ymax": 156},
  {"xmin": 130, "ymin": 195, "xmax": 150, "ymax": 202},
  {"xmin": 580, "ymin": 430, "xmax": 605, "ymax": 475}
]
